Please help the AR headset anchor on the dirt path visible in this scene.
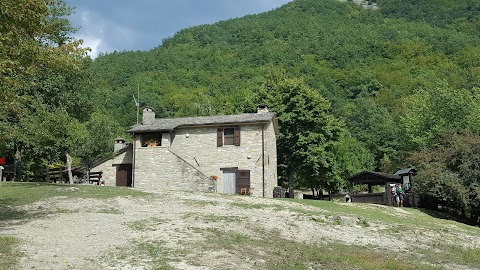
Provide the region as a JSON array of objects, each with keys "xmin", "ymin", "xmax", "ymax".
[{"xmin": 2, "ymin": 191, "xmax": 479, "ymax": 269}]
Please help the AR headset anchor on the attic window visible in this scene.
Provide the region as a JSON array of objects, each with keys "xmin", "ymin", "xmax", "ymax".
[
  {"xmin": 142, "ymin": 134, "xmax": 161, "ymax": 147},
  {"xmin": 217, "ymin": 126, "xmax": 240, "ymax": 147}
]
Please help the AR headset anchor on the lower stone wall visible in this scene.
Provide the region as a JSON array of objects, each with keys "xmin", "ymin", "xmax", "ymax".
[{"xmin": 134, "ymin": 147, "xmax": 212, "ymax": 193}]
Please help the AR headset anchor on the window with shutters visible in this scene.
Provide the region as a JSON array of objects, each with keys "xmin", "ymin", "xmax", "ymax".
[
  {"xmin": 224, "ymin": 127, "xmax": 234, "ymax": 145},
  {"xmin": 217, "ymin": 126, "xmax": 240, "ymax": 147}
]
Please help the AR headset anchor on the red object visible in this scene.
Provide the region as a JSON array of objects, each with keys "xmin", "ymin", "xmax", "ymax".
[{"xmin": 0, "ymin": 157, "xmax": 5, "ymax": 165}]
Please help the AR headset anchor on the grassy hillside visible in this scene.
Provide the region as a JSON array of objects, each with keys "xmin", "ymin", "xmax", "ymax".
[{"xmin": 1, "ymin": 183, "xmax": 479, "ymax": 269}]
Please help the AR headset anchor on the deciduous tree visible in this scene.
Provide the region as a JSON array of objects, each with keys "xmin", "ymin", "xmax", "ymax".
[{"xmin": 256, "ymin": 70, "xmax": 371, "ymax": 194}]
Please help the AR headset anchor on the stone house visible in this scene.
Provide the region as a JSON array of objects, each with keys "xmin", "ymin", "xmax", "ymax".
[{"xmin": 95, "ymin": 105, "xmax": 279, "ymax": 198}]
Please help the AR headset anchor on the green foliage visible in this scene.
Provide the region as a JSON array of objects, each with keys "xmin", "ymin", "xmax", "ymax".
[
  {"xmin": 409, "ymin": 131, "xmax": 480, "ymax": 220},
  {"xmin": 378, "ymin": 0, "xmax": 480, "ymax": 35},
  {"xmin": 0, "ymin": 0, "xmax": 88, "ymax": 114},
  {"xmin": 0, "ymin": 1, "xmax": 117, "ymax": 180},
  {"xmin": 401, "ymin": 82, "xmax": 480, "ymax": 149},
  {"xmin": 84, "ymin": 0, "xmax": 480, "ymax": 182},
  {"xmin": 255, "ymin": 70, "xmax": 367, "ymax": 192},
  {"xmin": 9, "ymin": 104, "xmax": 88, "ymax": 180},
  {"xmin": 76, "ymin": 109, "xmax": 124, "ymax": 169},
  {"xmin": 338, "ymin": 97, "xmax": 400, "ymax": 168},
  {"xmin": 332, "ymin": 133, "xmax": 375, "ymax": 181},
  {"xmin": 6, "ymin": 0, "xmax": 480, "ymax": 185}
]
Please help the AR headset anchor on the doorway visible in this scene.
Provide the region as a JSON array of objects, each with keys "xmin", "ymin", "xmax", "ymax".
[
  {"xmin": 116, "ymin": 164, "xmax": 132, "ymax": 187},
  {"xmin": 222, "ymin": 170, "xmax": 250, "ymax": 194},
  {"xmin": 223, "ymin": 171, "xmax": 236, "ymax": 194}
]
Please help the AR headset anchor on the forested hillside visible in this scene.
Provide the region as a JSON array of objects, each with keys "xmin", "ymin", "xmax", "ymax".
[
  {"xmin": 87, "ymin": 0, "xmax": 480, "ymax": 217},
  {"xmin": 2, "ymin": 0, "xmax": 480, "ymax": 219},
  {"xmin": 91, "ymin": 0, "xmax": 480, "ymax": 154}
]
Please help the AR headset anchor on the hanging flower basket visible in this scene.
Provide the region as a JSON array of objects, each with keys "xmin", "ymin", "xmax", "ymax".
[{"xmin": 144, "ymin": 139, "xmax": 159, "ymax": 147}]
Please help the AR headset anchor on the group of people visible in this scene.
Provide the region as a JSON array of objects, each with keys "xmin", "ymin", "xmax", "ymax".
[{"xmin": 391, "ymin": 183, "xmax": 404, "ymax": 207}]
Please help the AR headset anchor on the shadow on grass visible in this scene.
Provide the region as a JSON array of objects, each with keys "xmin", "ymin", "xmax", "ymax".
[
  {"xmin": 417, "ymin": 207, "xmax": 480, "ymax": 228},
  {"xmin": 0, "ymin": 183, "xmax": 55, "ymax": 226},
  {"xmin": 0, "ymin": 198, "xmax": 51, "ymax": 226}
]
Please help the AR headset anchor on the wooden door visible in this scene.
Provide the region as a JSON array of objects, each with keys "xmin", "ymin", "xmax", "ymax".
[
  {"xmin": 236, "ymin": 170, "xmax": 250, "ymax": 194},
  {"xmin": 116, "ymin": 164, "xmax": 132, "ymax": 187},
  {"xmin": 222, "ymin": 171, "xmax": 236, "ymax": 194}
]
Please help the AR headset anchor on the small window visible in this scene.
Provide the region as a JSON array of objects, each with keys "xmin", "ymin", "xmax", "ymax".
[
  {"xmin": 142, "ymin": 134, "xmax": 161, "ymax": 147},
  {"xmin": 217, "ymin": 126, "xmax": 240, "ymax": 147},
  {"xmin": 224, "ymin": 128, "xmax": 235, "ymax": 145}
]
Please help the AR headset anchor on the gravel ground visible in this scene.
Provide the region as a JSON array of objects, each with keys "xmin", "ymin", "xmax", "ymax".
[{"xmin": 2, "ymin": 191, "xmax": 479, "ymax": 269}]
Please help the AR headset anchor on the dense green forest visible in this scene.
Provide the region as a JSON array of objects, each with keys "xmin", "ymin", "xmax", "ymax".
[
  {"xmin": 87, "ymin": 0, "xmax": 480, "ymax": 219},
  {"xmin": 2, "ymin": 0, "xmax": 480, "ymax": 220}
]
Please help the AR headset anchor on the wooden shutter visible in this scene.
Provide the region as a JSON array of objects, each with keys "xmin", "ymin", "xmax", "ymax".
[
  {"xmin": 234, "ymin": 126, "xmax": 241, "ymax": 146},
  {"xmin": 217, "ymin": 128, "xmax": 223, "ymax": 147}
]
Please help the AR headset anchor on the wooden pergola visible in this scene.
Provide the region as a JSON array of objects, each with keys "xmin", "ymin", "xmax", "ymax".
[{"xmin": 348, "ymin": 171, "xmax": 401, "ymax": 206}]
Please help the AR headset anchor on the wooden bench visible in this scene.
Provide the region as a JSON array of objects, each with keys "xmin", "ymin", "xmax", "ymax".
[
  {"xmin": 88, "ymin": 171, "xmax": 103, "ymax": 185},
  {"xmin": 2, "ymin": 170, "xmax": 14, "ymax": 181},
  {"xmin": 46, "ymin": 167, "xmax": 67, "ymax": 183},
  {"xmin": 240, "ymin": 187, "xmax": 254, "ymax": 196}
]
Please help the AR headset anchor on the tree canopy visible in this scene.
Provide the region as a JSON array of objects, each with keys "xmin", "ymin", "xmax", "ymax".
[
  {"xmin": 409, "ymin": 131, "xmax": 480, "ymax": 222},
  {"xmin": 256, "ymin": 70, "xmax": 373, "ymax": 193},
  {"xmin": 0, "ymin": 0, "xmax": 120, "ymax": 180},
  {"xmin": 4, "ymin": 0, "xmax": 480, "ymax": 198},
  {"xmin": 83, "ymin": 0, "xmax": 480, "ymax": 192}
]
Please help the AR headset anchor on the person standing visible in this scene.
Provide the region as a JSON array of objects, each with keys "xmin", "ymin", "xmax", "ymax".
[
  {"xmin": 391, "ymin": 184, "xmax": 398, "ymax": 207},
  {"xmin": 397, "ymin": 184, "xmax": 404, "ymax": 207}
]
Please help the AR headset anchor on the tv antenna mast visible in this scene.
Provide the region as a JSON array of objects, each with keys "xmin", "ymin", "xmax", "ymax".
[{"xmin": 133, "ymin": 84, "xmax": 140, "ymax": 124}]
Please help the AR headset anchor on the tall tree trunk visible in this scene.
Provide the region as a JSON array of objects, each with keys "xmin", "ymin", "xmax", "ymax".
[
  {"xmin": 14, "ymin": 148, "xmax": 21, "ymax": 181},
  {"xmin": 86, "ymin": 167, "xmax": 91, "ymax": 184},
  {"xmin": 66, "ymin": 153, "xmax": 73, "ymax": 185},
  {"xmin": 288, "ymin": 170, "xmax": 294, "ymax": 198}
]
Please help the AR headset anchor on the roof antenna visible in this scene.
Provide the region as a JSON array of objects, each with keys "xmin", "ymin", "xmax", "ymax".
[{"xmin": 133, "ymin": 84, "xmax": 140, "ymax": 124}]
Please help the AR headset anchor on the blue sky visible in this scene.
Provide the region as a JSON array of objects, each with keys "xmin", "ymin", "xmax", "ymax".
[{"xmin": 65, "ymin": 0, "xmax": 293, "ymax": 58}]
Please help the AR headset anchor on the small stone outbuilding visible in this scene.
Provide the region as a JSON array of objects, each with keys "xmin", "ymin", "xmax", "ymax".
[{"xmin": 89, "ymin": 139, "xmax": 133, "ymax": 187}]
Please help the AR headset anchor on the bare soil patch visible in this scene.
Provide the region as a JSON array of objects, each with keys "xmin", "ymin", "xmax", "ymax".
[{"xmin": 2, "ymin": 191, "xmax": 479, "ymax": 269}]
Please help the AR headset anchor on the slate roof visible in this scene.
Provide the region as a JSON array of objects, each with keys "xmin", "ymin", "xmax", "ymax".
[
  {"xmin": 395, "ymin": 168, "xmax": 417, "ymax": 175},
  {"xmin": 348, "ymin": 171, "xmax": 401, "ymax": 185},
  {"xmin": 127, "ymin": 112, "xmax": 277, "ymax": 134},
  {"xmin": 91, "ymin": 144, "xmax": 132, "ymax": 169}
]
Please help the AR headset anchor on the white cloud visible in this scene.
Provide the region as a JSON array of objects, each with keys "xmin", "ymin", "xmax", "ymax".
[
  {"xmin": 66, "ymin": 0, "xmax": 294, "ymax": 57},
  {"xmin": 77, "ymin": 34, "xmax": 102, "ymax": 58},
  {"xmin": 71, "ymin": 9, "xmax": 139, "ymax": 58}
]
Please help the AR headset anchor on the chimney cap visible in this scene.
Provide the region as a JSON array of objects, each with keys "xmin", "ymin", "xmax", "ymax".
[
  {"xmin": 142, "ymin": 107, "xmax": 156, "ymax": 125},
  {"xmin": 257, "ymin": 104, "xmax": 269, "ymax": 113}
]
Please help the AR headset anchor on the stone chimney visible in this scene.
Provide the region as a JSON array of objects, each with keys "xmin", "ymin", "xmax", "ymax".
[
  {"xmin": 257, "ymin": 104, "xmax": 269, "ymax": 114},
  {"xmin": 142, "ymin": 107, "xmax": 155, "ymax": 125},
  {"xmin": 114, "ymin": 138, "xmax": 127, "ymax": 152}
]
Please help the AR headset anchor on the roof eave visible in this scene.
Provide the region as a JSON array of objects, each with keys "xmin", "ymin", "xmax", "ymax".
[{"xmin": 128, "ymin": 119, "xmax": 274, "ymax": 134}]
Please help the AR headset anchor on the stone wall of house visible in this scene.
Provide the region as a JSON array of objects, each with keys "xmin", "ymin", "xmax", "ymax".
[
  {"xmin": 133, "ymin": 122, "xmax": 277, "ymax": 197},
  {"xmin": 133, "ymin": 147, "xmax": 212, "ymax": 192},
  {"xmin": 90, "ymin": 148, "xmax": 132, "ymax": 186},
  {"xmin": 264, "ymin": 121, "xmax": 278, "ymax": 197}
]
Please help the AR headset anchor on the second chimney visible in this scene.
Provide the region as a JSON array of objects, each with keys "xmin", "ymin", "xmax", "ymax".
[
  {"xmin": 142, "ymin": 107, "xmax": 155, "ymax": 125},
  {"xmin": 257, "ymin": 104, "xmax": 269, "ymax": 114}
]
